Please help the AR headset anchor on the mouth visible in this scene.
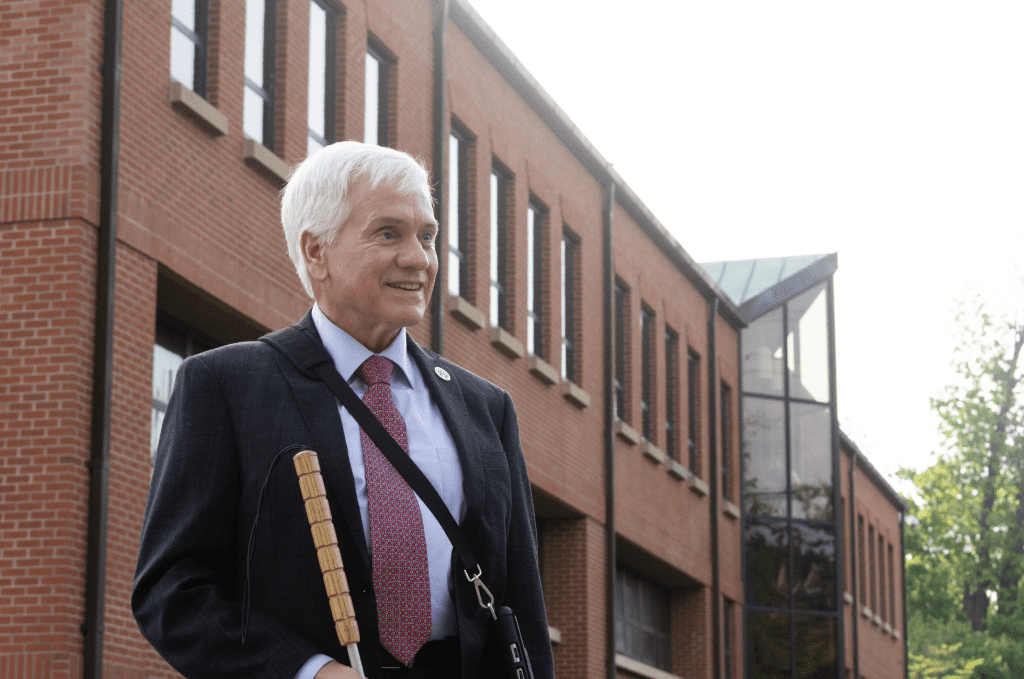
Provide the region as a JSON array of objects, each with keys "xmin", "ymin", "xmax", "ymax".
[{"xmin": 387, "ymin": 282, "xmax": 423, "ymax": 291}]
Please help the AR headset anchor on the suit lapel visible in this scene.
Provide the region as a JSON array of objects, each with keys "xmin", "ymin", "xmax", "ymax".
[
  {"xmin": 277, "ymin": 314, "xmax": 371, "ymax": 569},
  {"xmin": 406, "ymin": 338, "xmax": 486, "ymax": 526}
]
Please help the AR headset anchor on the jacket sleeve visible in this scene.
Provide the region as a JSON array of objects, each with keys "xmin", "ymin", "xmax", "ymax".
[
  {"xmin": 132, "ymin": 354, "xmax": 319, "ymax": 679},
  {"xmin": 498, "ymin": 391, "xmax": 555, "ymax": 679}
]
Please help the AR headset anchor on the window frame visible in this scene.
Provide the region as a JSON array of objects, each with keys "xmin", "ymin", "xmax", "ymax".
[
  {"xmin": 364, "ymin": 37, "xmax": 393, "ymax": 147},
  {"xmin": 170, "ymin": 0, "xmax": 210, "ymax": 96},
  {"xmin": 447, "ymin": 123, "xmax": 472, "ymax": 300},
  {"xmin": 489, "ymin": 161, "xmax": 511, "ymax": 329},
  {"xmin": 687, "ymin": 348, "xmax": 701, "ymax": 474},
  {"xmin": 640, "ymin": 304, "xmax": 655, "ymax": 443},
  {"xmin": 614, "ymin": 279, "xmax": 630, "ymax": 422},
  {"xmin": 721, "ymin": 380, "xmax": 732, "ymax": 501},
  {"xmin": 306, "ymin": 0, "xmax": 337, "ymax": 156},
  {"xmin": 614, "ymin": 564, "xmax": 672, "ymax": 671},
  {"xmin": 664, "ymin": 327, "xmax": 679, "ymax": 460},
  {"xmin": 244, "ymin": 0, "xmax": 277, "ymax": 150},
  {"xmin": 561, "ymin": 227, "xmax": 580, "ymax": 383},
  {"xmin": 526, "ymin": 198, "xmax": 547, "ymax": 358}
]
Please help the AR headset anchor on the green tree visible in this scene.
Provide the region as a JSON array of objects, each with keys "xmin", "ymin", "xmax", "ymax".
[{"xmin": 899, "ymin": 299, "xmax": 1023, "ymax": 635}]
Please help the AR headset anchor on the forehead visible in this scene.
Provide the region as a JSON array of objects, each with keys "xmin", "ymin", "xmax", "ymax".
[{"xmin": 350, "ymin": 178, "xmax": 433, "ymax": 221}]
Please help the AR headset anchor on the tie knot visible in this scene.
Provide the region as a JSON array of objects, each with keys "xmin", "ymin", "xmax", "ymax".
[{"xmin": 359, "ymin": 355, "xmax": 394, "ymax": 386}]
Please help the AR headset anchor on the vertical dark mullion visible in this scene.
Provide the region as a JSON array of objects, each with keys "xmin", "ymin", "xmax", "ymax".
[
  {"xmin": 194, "ymin": 0, "xmax": 209, "ymax": 97},
  {"xmin": 261, "ymin": 0, "xmax": 276, "ymax": 150},
  {"xmin": 496, "ymin": 171, "xmax": 508, "ymax": 328},
  {"xmin": 323, "ymin": 2, "xmax": 337, "ymax": 144},
  {"xmin": 377, "ymin": 53, "xmax": 389, "ymax": 147},
  {"xmin": 532, "ymin": 205, "xmax": 544, "ymax": 359}
]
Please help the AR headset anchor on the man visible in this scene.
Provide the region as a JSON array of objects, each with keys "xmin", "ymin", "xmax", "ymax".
[{"xmin": 133, "ymin": 142, "xmax": 553, "ymax": 679}]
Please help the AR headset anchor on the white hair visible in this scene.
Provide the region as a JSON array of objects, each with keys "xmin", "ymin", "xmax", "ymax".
[{"xmin": 281, "ymin": 141, "xmax": 432, "ymax": 298}]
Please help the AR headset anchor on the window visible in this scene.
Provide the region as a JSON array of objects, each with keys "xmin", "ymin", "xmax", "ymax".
[
  {"xmin": 888, "ymin": 542, "xmax": 896, "ymax": 625},
  {"xmin": 364, "ymin": 41, "xmax": 391, "ymax": 146},
  {"xmin": 721, "ymin": 381, "xmax": 732, "ymax": 501},
  {"xmin": 244, "ymin": 0, "xmax": 276, "ymax": 149},
  {"xmin": 878, "ymin": 533, "xmax": 886, "ymax": 623},
  {"xmin": 170, "ymin": 0, "xmax": 209, "ymax": 95},
  {"xmin": 561, "ymin": 229, "xmax": 580, "ymax": 382},
  {"xmin": 664, "ymin": 328, "xmax": 679, "ymax": 460},
  {"xmin": 640, "ymin": 305, "xmax": 655, "ymax": 442},
  {"xmin": 527, "ymin": 200, "xmax": 546, "ymax": 357},
  {"xmin": 447, "ymin": 126, "xmax": 471, "ymax": 299},
  {"xmin": 687, "ymin": 349, "xmax": 701, "ymax": 474},
  {"xmin": 868, "ymin": 523, "xmax": 876, "ymax": 613},
  {"xmin": 614, "ymin": 279, "xmax": 629, "ymax": 421},
  {"xmin": 307, "ymin": 0, "xmax": 337, "ymax": 156},
  {"xmin": 858, "ymin": 515, "xmax": 866, "ymax": 607},
  {"xmin": 489, "ymin": 163, "xmax": 511, "ymax": 329},
  {"xmin": 615, "ymin": 565, "xmax": 671, "ymax": 671},
  {"xmin": 151, "ymin": 315, "xmax": 215, "ymax": 461}
]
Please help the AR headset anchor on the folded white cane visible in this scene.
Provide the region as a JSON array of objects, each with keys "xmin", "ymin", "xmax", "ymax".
[{"xmin": 293, "ymin": 450, "xmax": 365, "ymax": 678}]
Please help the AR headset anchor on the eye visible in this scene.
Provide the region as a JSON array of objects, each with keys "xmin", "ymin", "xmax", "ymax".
[
  {"xmin": 380, "ymin": 230, "xmax": 395, "ymax": 240},
  {"xmin": 421, "ymin": 232, "xmax": 434, "ymax": 242}
]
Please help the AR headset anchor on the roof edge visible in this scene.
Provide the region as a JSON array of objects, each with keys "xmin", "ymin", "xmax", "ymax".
[
  {"xmin": 738, "ymin": 253, "xmax": 839, "ymax": 323},
  {"xmin": 448, "ymin": 0, "xmax": 743, "ymax": 327},
  {"xmin": 840, "ymin": 429, "xmax": 908, "ymax": 512}
]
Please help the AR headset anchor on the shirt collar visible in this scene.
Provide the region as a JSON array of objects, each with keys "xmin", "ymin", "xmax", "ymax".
[{"xmin": 311, "ymin": 303, "xmax": 411, "ymax": 387}]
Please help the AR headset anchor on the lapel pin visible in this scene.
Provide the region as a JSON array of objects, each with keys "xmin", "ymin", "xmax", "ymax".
[{"xmin": 434, "ymin": 366, "xmax": 451, "ymax": 381}]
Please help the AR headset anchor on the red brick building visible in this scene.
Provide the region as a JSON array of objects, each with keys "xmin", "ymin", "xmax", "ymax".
[{"xmin": 0, "ymin": 1, "xmax": 906, "ymax": 678}]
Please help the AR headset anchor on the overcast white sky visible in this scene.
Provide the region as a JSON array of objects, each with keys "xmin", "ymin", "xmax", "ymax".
[{"xmin": 465, "ymin": 0, "xmax": 1024, "ymax": 491}]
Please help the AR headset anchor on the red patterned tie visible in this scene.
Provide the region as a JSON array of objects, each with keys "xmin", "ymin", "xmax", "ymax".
[{"xmin": 358, "ymin": 355, "xmax": 431, "ymax": 666}]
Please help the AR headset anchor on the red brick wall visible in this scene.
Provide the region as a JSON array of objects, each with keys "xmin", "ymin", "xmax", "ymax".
[{"xmin": 0, "ymin": 219, "xmax": 97, "ymax": 678}]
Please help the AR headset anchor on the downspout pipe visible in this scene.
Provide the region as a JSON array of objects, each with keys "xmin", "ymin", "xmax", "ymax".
[
  {"xmin": 707, "ymin": 297, "xmax": 721, "ymax": 679},
  {"xmin": 429, "ymin": 0, "xmax": 449, "ymax": 355},
  {"xmin": 901, "ymin": 511, "xmax": 908, "ymax": 679},
  {"xmin": 83, "ymin": 0, "xmax": 123, "ymax": 675},
  {"xmin": 602, "ymin": 177, "xmax": 616, "ymax": 679}
]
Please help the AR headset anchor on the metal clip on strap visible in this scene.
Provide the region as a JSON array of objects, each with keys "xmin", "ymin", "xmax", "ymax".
[{"xmin": 465, "ymin": 566, "xmax": 497, "ymax": 620}]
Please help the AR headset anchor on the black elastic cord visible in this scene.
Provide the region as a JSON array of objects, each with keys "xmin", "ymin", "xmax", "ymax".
[{"xmin": 241, "ymin": 443, "xmax": 308, "ymax": 644}]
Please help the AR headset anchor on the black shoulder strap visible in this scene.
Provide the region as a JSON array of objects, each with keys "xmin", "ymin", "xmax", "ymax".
[{"xmin": 260, "ymin": 325, "xmax": 482, "ymax": 577}]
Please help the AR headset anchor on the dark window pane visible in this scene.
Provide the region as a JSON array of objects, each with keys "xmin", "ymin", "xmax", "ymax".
[
  {"xmin": 640, "ymin": 305, "xmax": 655, "ymax": 442},
  {"xmin": 615, "ymin": 565, "xmax": 670, "ymax": 671},
  {"xmin": 489, "ymin": 167, "xmax": 509, "ymax": 329},
  {"xmin": 721, "ymin": 381, "xmax": 732, "ymax": 500},
  {"xmin": 664, "ymin": 329, "xmax": 678, "ymax": 460},
  {"xmin": 790, "ymin": 402, "xmax": 832, "ymax": 520},
  {"xmin": 743, "ymin": 306, "xmax": 784, "ymax": 396},
  {"xmin": 743, "ymin": 396, "xmax": 787, "ymax": 517},
  {"xmin": 561, "ymin": 230, "xmax": 578, "ymax": 382},
  {"xmin": 687, "ymin": 349, "xmax": 700, "ymax": 473},
  {"xmin": 793, "ymin": 615, "xmax": 837, "ymax": 679},
  {"xmin": 747, "ymin": 610, "xmax": 791, "ymax": 679},
  {"xmin": 791, "ymin": 521, "xmax": 836, "ymax": 611},
  {"xmin": 527, "ymin": 202, "xmax": 545, "ymax": 357},
  {"xmin": 744, "ymin": 515, "xmax": 789, "ymax": 608},
  {"xmin": 614, "ymin": 281, "xmax": 628, "ymax": 420}
]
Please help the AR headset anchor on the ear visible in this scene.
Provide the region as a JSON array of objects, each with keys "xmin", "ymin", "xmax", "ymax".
[{"xmin": 301, "ymin": 231, "xmax": 329, "ymax": 282}]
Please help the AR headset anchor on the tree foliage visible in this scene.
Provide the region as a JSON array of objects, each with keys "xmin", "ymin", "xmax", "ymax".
[{"xmin": 900, "ymin": 298, "xmax": 1024, "ymax": 678}]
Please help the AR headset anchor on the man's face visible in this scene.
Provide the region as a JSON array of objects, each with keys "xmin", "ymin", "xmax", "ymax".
[{"xmin": 305, "ymin": 178, "xmax": 438, "ymax": 352}]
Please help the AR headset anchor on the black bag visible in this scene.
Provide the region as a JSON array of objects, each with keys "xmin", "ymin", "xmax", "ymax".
[{"xmin": 261, "ymin": 326, "xmax": 537, "ymax": 679}]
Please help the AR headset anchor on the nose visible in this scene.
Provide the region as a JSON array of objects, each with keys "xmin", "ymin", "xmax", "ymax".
[{"xmin": 396, "ymin": 237, "xmax": 432, "ymax": 271}]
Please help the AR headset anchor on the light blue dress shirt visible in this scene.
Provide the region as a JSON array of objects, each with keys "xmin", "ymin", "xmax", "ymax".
[{"xmin": 298, "ymin": 305, "xmax": 465, "ymax": 679}]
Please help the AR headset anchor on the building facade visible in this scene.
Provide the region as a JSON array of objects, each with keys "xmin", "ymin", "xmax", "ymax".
[{"xmin": 0, "ymin": 1, "xmax": 905, "ymax": 678}]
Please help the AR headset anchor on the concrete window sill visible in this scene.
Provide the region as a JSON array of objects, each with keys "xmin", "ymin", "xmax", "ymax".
[
  {"xmin": 843, "ymin": 591, "xmax": 854, "ymax": 605},
  {"xmin": 614, "ymin": 420, "xmax": 639, "ymax": 445},
  {"xmin": 641, "ymin": 440, "xmax": 666, "ymax": 464},
  {"xmin": 242, "ymin": 138, "xmax": 290, "ymax": 184},
  {"xmin": 490, "ymin": 326, "xmax": 523, "ymax": 358},
  {"xmin": 528, "ymin": 355, "xmax": 558, "ymax": 386},
  {"xmin": 548, "ymin": 626, "xmax": 562, "ymax": 646},
  {"xmin": 666, "ymin": 459, "xmax": 688, "ymax": 480},
  {"xmin": 169, "ymin": 81, "xmax": 228, "ymax": 136},
  {"xmin": 689, "ymin": 475, "xmax": 709, "ymax": 496},
  {"xmin": 449, "ymin": 295, "xmax": 485, "ymax": 330},
  {"xmin": 723, "ymin": 500, "xmax": 741, "ymax": 520},
  {"xmin": 614, "ymin": 653, "xmax": 682, "ymax": 679},
  {"xmin": 562, "ymin": 381, "xmax": 590, "ymax": 409}
]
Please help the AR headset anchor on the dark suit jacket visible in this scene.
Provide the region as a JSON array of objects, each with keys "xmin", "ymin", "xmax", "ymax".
[{"xmin": 132, "ymin": 312, "xmax": 553, "ymax": 679}]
